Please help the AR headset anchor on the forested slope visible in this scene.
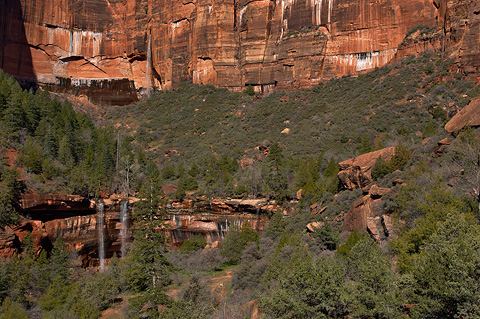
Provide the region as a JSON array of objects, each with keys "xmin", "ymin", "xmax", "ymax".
[{"xmin": 1, "ymin": 52, "xmax": 480, "ymax": 318}]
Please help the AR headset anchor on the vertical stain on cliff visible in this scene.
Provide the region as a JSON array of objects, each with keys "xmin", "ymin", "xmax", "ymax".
[{"xmin": 2, "ymin": 0, "xmax": 478, "ymax": 102}]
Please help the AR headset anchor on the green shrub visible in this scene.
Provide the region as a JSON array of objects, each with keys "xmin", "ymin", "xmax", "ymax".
[
  {"xmin": 311, "ymin": 222, "xmax": 340, "ymax": 251},
  {"xmin": 221, "ymin": 223, "xmax": 259, "ymax": 265},
  {"xmin": 389, "ymin": 143, "xmax": 411, "ymax": 171},
  {"xmin": 243, "ymin": 85, "xmax": 255, "ymax": 96},
  {"xmin": 336, "ymin": 230, "xmax": 365, "ymax": 259},
  {"xmin": 180, "ymin": 235, "xmax": 207, "ymax": 252},
  {"xmin": 372, "ymin": 143, "xmax": 411, "ymax": 180},
  {"xmin": 371, "ymin": 156, "xmax": 392, "ymax": 181}
]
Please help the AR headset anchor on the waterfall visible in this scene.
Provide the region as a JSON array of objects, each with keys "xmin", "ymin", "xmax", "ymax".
[
  {"xmin": 120, "ymin": 200, "xmax": 129, "ymax": 258},
  {"xmin": 96, "ymin": 200, "xmax": 105, "ymax": 272}
]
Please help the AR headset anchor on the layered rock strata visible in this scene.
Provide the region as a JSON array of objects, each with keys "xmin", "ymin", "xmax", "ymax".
[
  {"xmin": 0, "ymin": 194, "xmax": 131, "ymax": 267},
  {"xmin": 164, "ymin": 212, "xmax": 269, "ymax": 248},
  {"xmin": 0, "ymin": 193, "xmax": 271, "ymax": 263},
  {"xmin": 0, "ymin": 212, "xmax": 128, "ymax": 267},
  {"xmin": 3, "ymin": 0, "xmax": 472, "ymax": 104}
]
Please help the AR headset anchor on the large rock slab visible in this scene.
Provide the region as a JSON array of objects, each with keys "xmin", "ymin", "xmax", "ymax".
[
  {"xmin": 342, "ymin": 185, "xmax": 393, "ymax": 245},
  {"xmin": 445, "ymin": 97, "xmax": 480, "ymax": 133},
  {"xmin": 338, "ymin": 147, "xmax": 396, "ymax": 190}
]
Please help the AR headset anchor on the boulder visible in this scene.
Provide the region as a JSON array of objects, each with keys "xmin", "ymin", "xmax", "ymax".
[
  {"xmin": 369, "ymin": 185, "xmax": 391, "ymax": 199},
  {"xmin": 445, "ymin": 97, "xmax": 480, "ymax": 133},
  {"xmin": 0, "ymin": 226, "xmax": 19, "ymax": 257},
  {"xmin": 162, "ymin": 184, "xmax": 178, "ymax": 195},
  {"xmin": 306, "ymin": 221, "xmax": 325, "ymax": 233},
  {"xmin": 296, "ymin": 189, "xmax": 302, "ymax": 200},
  {"xmin": 338, "ymin": 147, "xmax": 396, "ymax": 190},
  {"xmin": 241, "ymin": 300, "xmax": 261, "ymax": 319},
  {"xmin": 342, "ymin": 185, "xmax": 393, "ymax": 245},
  {"xmin": 310, "ymin": 203, "xmax": 327, "ymax": 215},
  {"xmin": 435, "ymin": 137, "xmax": 454, "ymax": 155},
  {"xmin": 204, "ymin": 240, "xmax": 221, "ymax": 249},
  {"xmin": 219, "ymin": 199, "xmax": 269, "ymax": 213},
  {"xmin": 186, "ymin": 221, "xmax": 218, "ymax": 233}
]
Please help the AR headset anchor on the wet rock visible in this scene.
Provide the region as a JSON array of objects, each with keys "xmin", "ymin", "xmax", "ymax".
[{"xmin": 1, "ymin": 0, "xmax": 457, "ymax": 103}]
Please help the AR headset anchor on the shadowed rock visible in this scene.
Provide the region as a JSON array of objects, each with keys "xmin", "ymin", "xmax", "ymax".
[{"xmin": 342, "ymin": 184, "xmax": 393, "ymax": 246}]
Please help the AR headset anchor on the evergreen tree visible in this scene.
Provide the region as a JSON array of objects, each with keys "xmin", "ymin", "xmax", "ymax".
[
  {"xmin": 221, "ymin": 223, "xmax": 259, "ymax": 265},
  {"xmin": 0, "ymin": 297, "xmax": 29, "ymax": 319},
  {"xmin": 123, "ymin": 173, "xmax": 170, "ymax": 292},
  {"xmin": 0, "ymin": 161, "xmax": 23, "ymax": 226},
  {"xmin": 411, "ymin": 214, "xmax": 480, "ymax": 318}
]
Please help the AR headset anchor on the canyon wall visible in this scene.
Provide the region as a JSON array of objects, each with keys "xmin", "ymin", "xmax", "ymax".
[
  {"xmin": 164, "ymin": 212, "xmax": 269, "ymax": 249},
  {"xmin": 0, "ymin": 193, "xmax": 270, "ymax": 266},
  {"xmin": 0, "ymin": 0, "xmax": 478, "ymax": 104}
]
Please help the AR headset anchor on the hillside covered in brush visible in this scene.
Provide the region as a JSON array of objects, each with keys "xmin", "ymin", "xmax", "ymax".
[{"xmin": 1, "ymin": 51, "xmax": 480, "ymax": 318}]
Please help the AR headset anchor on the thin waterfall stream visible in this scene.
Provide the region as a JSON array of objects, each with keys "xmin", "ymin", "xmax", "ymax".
[
  {"xmin": 120, "ymin": 200, "xmax": 129, "ymax": 258},
  {"xmin": 96, "ymin": 200, "xmax": 105, "ymax": 272}
]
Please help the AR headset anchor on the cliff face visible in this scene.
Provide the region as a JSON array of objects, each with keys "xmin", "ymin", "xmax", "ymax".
[
  {"xmin": 0, "ymin": 0, "xmax": 477, "ymax": 104},
  {"xmin": 164, "ymin": 212, "xmax": 269, "ymax": 249}
]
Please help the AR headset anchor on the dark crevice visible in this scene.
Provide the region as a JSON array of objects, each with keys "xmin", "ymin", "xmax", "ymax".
[
  {"xmin": 172, "ymin": 17, "xmax": 189, "ymax": 24},
  {"xmin": 60, "ymin": 55, "xmax": 86, "ymax": 62}
]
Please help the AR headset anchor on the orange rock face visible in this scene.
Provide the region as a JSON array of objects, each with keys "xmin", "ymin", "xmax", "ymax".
[
  {"xmin": 444, "ymin": 97, "xmax": 480, "ymax": 132},
  {"xmin": 3, "ymin": 0, "xmax": 471, "ymax": 104},
  {"xmin": 338, "ymin": 147, "xmax": 396, "ymax": 190},
  {"xmin": 342, "ymin": 184, "xmax": 393, "ymax": 245},
  {"xmin": 163, "ymin": 212, "xmax": 269, "ymax": 248}
]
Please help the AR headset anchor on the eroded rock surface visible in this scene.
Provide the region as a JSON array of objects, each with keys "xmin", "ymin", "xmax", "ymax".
[
  {"xmin": 338, "ymin": 147, "xmax": 396, "ymax": 190},
  {"xmin": 342, "ymin": 184, "xmax": 393, "ymax": 245},
  {"xmin": 4, "ymin": 0, "xmax": 475, "ymax": 104},
  {"xmin": 445, "ymin": 97, "xmax": 480, "ymax": 133},
  {"xmin": 163, "ymin": 212, "xmax": 269, "ymax": 248}
]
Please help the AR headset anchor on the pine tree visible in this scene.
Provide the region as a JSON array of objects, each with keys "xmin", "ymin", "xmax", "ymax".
[
  {"xmin": 0, "ymin": 297, "xmax": 29, "ymax": 319},
  {"xmin": 123, "ymin": 172, "xmax": 170, "ymax": 292}
]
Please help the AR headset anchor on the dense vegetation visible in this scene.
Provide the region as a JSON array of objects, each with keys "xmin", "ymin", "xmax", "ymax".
[
  {"xmin": 107, "ymin": 53, "xmax": 479, "ymax": 205},
  {"xmin": 2, "ymin": 51, "xmax": 480, "ymax": 318}
]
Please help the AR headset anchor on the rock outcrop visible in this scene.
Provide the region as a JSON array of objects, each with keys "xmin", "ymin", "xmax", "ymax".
[
  {"xmin": 0, "ymin": 212, "xmax": 129, "ymax": 267},
  {"xmin": 342, "ymin": 184, "xmax": 393, "ymax": 245},
  {"xmin": 4, "ymin": 0, "xmax": 475, "ymax": 105},
  {"xmin": 20, "ymin": 193, "xmax": 94, "ymax": 221},
  {"xmin": 444, "ymin": 97, "xmax": 480, "ymax": 133},
  {"xmin": 338, "ymin": 147, "xmax": 396, "ymax": 190},
  {"xmin": 0, "ymin": 195, "xmax": 131, "ymax": 267},
  {"xmin": 1, "ymin": 190, "xmax": 273, "ymax": 263},
  {"xmin": 163, "ymin": 212, "xmax": 269, "ymax": 248},
  {"xmin": 209, "ymin": 198, "xmax": 273, "ymax": 214},
  {"xmin": 0, "ymin": 226, "xmax": 19, "ymax": 258}
]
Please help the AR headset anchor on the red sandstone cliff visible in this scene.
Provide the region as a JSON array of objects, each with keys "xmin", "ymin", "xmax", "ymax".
[{"xmin": 0, "ymin": 0, "xmax": 478, "ymax": 104}]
